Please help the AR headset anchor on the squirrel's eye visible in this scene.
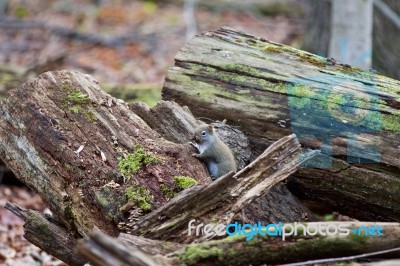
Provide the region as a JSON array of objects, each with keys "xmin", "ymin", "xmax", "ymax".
[{"xmin": 201, "ymin": 131, "xmax": 206, "ymax": 136}]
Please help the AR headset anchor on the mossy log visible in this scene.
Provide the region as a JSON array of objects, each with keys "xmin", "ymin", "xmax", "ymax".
[
  {"xmin": 162, "ymin": 27, "xmax": 400, "ymax": 221},
  {"xmin": 0, "ymin": 70, "xmax": 314, "ymax": 264},
  {"xmin": 0, "ymin": 70, "xmax": 212, "ymax": 239},
  {"xmin": 130, "ymin": 134, "xmax": 317, "ymax": 243},
  {"xmin": 78, "ymin": 223, "xmax": 400, "ymax": 266},
  {"xmin": 4, "ymin": 202, "xmax": 87, "ymax": 266}
]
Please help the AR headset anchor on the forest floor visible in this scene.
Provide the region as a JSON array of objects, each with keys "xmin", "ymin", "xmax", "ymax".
[{"xmin": 0, "ymin": 0, "xmax": 304, "ymax": 265}]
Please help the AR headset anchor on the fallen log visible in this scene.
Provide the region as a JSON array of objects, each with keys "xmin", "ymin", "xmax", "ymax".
[
  {"xmin": 79, "ymin": 223, "xmax": 400, "ymax": 266},
  {"xmin": 0, "ymin": 70, "xmax": 313, "ymax": 263},
  {"xmin": 130, "ymin": 134, "xmax": 317, "ymax": 243},
  {"xmin": 162, "ymin": 27, "xmax": 400, "ymax": 221},
  {"xmin": 0, "ymin": 70, "xmax": 209, "ymax": 238},
  {"xmin": 4, "ymin": 202, "xmax": 87, "ymax": 266}
]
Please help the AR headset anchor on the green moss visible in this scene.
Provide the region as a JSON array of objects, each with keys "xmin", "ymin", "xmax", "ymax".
[
  {"xmin": 125, "ymin": 185, "xmax": 153, "ymax": 212},
  {"xmin": 382, "ymin": 114, "xmax": 400, "ymax": 132},
  {"xmin": 65, "ymin": 89, "xmax": 91, "ymax": 105},
  {"xmin": 173, "ymin": 176, "xmax": 197, "ymax": 190},
  {"xmin": 15, "ymin": 5, "xmax": 28, "ymax": 19},
  {"xmin": 160, "ymin": 184, "xmax": 176, "ymax": 198},
  {"xmin": 95, "ymin": 190, "xmax": 110, "ymax": 208},
  {"xmin": 28, "ymin": 214, "xmax": 55, "ymax": 243},
  {"xmin": 299, "ymin": 54, "xmax": 326, "ymax": 67},
  {"xmin": 117, "ymin": 145, "xmax": 159, "ymax": 182},
  {"xmin": 63, "ymin": 88, "xmax": 95, "ymax": 118},
  {"xmin": 84, "ymin": 110, "xmax": 97, "ymax": 121},
  {"xmin": 69, "ymin": 105, "xmax": 82, "ymax": 114},
  {"xmin": 324, "ymin": 214, "xmax": 335, "ymax": 221},
  {"xmin": 263, "ymin": 43, "xmax": 326, "ymax": 68},
  {"xmin": 263, "ymin": 45, "xmax": 283, "ymax": 53},
  {"xmin": 287, "ymin": 84, "xmax": 315, "ymax": 109},
  {"xmin": 160, "ymin": 177, "xmax": 196, "ymax": 199},
  {"xmin": 179, "ymin": 246, "xmax": 223, "ymax": 266},
  {"xmin": 338, "ymin": 65, "xmax": 363, "ymax": 74},
  {"xmin": 223, "ymin": 64, "xmax": 260, "ymax": 76}
]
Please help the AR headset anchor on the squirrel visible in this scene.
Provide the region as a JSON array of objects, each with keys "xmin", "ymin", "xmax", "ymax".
[{"xmin": 190, "ymin": 124, "xmax": 236, "ymax": 180}]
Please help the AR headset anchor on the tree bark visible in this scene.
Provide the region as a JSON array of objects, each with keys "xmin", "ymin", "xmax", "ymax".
[
  {"xmin": 0, "ymin": 70, "xmax": 209, "ymax": 238},
  {"xmin": 162, "ymin": 27, "xmax": 400, "ymax": 221},
  {"xmin": 4, "ymin": 202, "xmax": 87, "ymax": 266}
]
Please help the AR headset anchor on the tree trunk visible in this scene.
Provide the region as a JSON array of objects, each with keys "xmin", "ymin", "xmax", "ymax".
[
  {"xmin": 162, "ymin": 27, "xmax": 400, "ymax": 221},
  {"xmin": 328, "ymin": 0, "xmax": 373, "ymax": 69},
  {"xmin": 301, "ymin": 0, "xmax": 400, "ymax": 80}
]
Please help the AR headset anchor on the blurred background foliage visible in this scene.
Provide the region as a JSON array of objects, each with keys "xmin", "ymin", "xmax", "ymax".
[
  {"xmin": 1, "ymin": 0, "xmax": 399, "ymax": 106},
  {"xmin": 0, "ymin": 0, "xmax": 305, "ymax": 106}
]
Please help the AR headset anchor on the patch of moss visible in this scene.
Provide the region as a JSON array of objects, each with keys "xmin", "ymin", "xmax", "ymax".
[
  {"xmin": 125, "ymin": 185, "xmax": 153, "ymax": 212},
  {"xmin": 173, "ymin": 176, "xmax": 197, "ymax": 190},
  {"xmin": 95, "ymin": 188, "xmax": 127, "ymax": 222},
  {"xmin": 84, "ymin": 110, "xmax": 97, "ymax": 121},
  {"xmin": 28, "ymin": 213, "xmax": 58, "ymax": 243},
  {"xmin": 223, "ymin": 64, "xmax": 260, "ymax": 76},
  {"xmin": 160, "ymin": 184, "xmax": 176, "ymax": 198},
  {"xmin": 324, "ymin": 214, "xmax": 335, "ymax": 221},
  {"xmin": 63, "ymin": 88, "xmax": 95, "ymax": 119},
  {"xmin": 287, "ymin": 84, "xmax": 315, "ymax": 109},
  {"xmin": 262, "ymin": 44, "xmax": 295, "ymax": 54},
  {"xmin": 179, "ymin": 246, "xmax": 223, "ymax": 266},
  {"xmin": 117, "ymin": 145, "xmax": 159, "ymax": 182},
  {"xmin": 69, "ymin": 105, "xmax": 82, "ymax": 114},
  {"xmin": 263, "ymin": 45, "xmax": 282, "ymax": 53},
  {"xmin": 65, "ymin": 89, "xmax": 91, "ymax": 105},
  {"xmin": 382, "ymin": 114, "xmax": 400, "ymax": 133},
  {"xmin": 95, "ymin": 190, "xmax": 111, "ymax": 208},
  {"xmin": 299, "ymin": 54, "xmax": 326, "ymax": 67},
  {"xmin": 160, "ymin": 176, "xmax": 197, "ymax": 199},
  {"xmin": 338, "ymin": 65, "xmax": 363, "ymax": 74}
]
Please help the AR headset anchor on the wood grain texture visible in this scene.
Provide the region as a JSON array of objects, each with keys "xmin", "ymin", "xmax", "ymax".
[{"xmin": 163, "ymin": 27, "xmax": 400, "ymax": 221}]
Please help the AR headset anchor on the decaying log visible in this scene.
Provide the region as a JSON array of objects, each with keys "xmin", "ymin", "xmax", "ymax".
[
  {"xmin": 77, "ymin": 231, "xmax": 163, "ymax": 266},
  {"xmin": 0, "ymin": 70, "xmax": 314, "ymax": 262},
  {"xmin": 4, "ymin": 202, "xmax": 87, "ymax": 266},
  {"xmin": 162, "ymin": 27, "xmax": 400, "ymax": 221},
  {"xmin": 130, "ymin": 100, "xmax": 315, "ymax": 224},
  {"xmin": 81, "ymin": 222, "xmax": 400, "ymax": 266},
  {"xmin": 0, "ymin": 70, "xmax": 209, "ymax": 238},
  {"xmin": 130, "ymin": 134, "xmax": 317, "ymax": 243}
]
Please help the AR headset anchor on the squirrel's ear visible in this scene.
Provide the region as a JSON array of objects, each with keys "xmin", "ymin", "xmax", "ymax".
[{"xmin": 207, "ymin": 125, "xmax": 213, "ymax": 132}]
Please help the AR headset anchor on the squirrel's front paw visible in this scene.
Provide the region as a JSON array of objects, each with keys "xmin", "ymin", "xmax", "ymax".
[
  {"xmin": 189, "ymin": 141, "xmax": 199, "ymax": 148},
  {"xmin": 192, "ymin": 153, "xmax": 199, "ymax": 157}
]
